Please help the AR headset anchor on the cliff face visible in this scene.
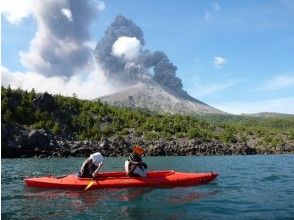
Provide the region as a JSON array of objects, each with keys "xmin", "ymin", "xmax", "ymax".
[{"xmin": 95, "ymin": 80, "xmax": 224, "ymax": 115}]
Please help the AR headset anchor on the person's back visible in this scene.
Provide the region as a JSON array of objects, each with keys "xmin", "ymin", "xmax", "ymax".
[
  {"xmin": 125, "ymin": 146, "xmax": 147, "ymax": 177},
  {"xmin": 79, "ymin": 152, "xmax": 104, "ymax": 178}
]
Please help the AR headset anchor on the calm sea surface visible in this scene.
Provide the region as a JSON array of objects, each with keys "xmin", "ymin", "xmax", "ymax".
[{"xmin": 1, "ymin": 155, "xmax": 294, "ymax": 219}]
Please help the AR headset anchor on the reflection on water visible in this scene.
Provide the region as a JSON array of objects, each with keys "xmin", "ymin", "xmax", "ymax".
[
  {"xmin": 116, "ymin": 188, "xmax": 154, "ymax": 201},
  {"xmin": 167, "ymin": 189, "xmax": 219, "ymax": 205},
  {"xmin": 23, "ymin": 189, "xmax": 109, "ymax": 218},
  {"xmin": 22, "ymin": 187, "xmax": 157, "ymax": 219},
  {"xmin": 24, "ymin": 187, "xmax": 154, "ymax": 204},
  {"xmin": 22, "ymin": 187, "xmax": 217, "ymax": 219}
]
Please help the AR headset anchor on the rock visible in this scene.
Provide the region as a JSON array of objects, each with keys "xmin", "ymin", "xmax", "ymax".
[
  {"xmin": 28, "ymin": 129, "xmax": 51, "ymax": 148},
  {"xmin": 70, "ymin": 147, "xmax": 93, "ymax": 157},
  {"xmin": 244, "ymin": 146, "xmax": 257, "ymax": 155},
  {"xmin": 100, "ymin": 138, "xmax": 110, "ymax": 149},
  {"xmin": 147, "ymin": 144, "xmax": 166, "ymax": 156}
]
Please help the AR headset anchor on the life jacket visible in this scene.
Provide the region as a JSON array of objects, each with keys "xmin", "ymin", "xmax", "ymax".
[
  {"xmin": 129, "ymin": 152, "xmax": 142, "ymax": 163},
  {"xmin": 127, "ymin": 153, "xmax": 147, "ymax": 175}
]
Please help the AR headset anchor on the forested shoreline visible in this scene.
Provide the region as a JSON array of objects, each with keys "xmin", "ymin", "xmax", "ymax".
[{"xmin": 1, "ymin": 86, "xmax": 293, "ymax": 158}]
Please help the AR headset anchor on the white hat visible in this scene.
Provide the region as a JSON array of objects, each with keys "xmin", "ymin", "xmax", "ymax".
[{"xmin": 90, "ymin": 152, "xmax": 104, "ymax": 166}]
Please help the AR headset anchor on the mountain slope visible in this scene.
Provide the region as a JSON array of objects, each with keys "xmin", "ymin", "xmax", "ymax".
[{"xmin": 94, "ymin": 80, "xmax": 224, "ymax": 114}]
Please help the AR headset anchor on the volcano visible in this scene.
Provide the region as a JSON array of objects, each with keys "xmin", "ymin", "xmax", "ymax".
[
  {"xmin": 93, "ymin": 16, "xmax": 225, "ymax": 115},
  {"xmin": 94, "ymin": 80, "xmax": 224, "ymax": 114}
]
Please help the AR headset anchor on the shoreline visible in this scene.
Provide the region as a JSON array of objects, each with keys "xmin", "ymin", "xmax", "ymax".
[{"xmin": 2, "ymin": 128, "xmax": 293, "ymax": 158}]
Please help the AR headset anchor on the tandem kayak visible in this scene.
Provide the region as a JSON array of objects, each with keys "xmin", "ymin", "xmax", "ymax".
[{"xmin": 24, "ymin": 170, "xmax": 218, "ymax": 189}]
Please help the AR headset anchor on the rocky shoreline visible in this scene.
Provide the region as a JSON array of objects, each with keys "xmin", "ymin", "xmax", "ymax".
[{"xmin": 2, "ymin": 124, "xmax": 293, "ymax": 158}]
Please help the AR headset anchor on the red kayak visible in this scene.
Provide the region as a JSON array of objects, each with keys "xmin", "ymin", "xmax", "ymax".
[{"xmin": 24, "ymin": 170, "xmax": 218, "ymax": 189}]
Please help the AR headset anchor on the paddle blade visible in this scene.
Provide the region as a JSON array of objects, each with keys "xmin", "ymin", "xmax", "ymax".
[{"xmin": 85, "ymin": 179, "xmax": 95, "ymax": 191}]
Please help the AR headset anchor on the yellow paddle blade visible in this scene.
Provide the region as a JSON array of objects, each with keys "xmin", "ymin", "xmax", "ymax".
[{"xmin": 84, "ymin": 179, "xmax": 95, "ymax": 191}]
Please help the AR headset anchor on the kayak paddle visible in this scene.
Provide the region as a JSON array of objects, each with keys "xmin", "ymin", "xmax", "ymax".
[{"xmin": 85, "ymin": 179, "xmax": 95, "ymax": 190}]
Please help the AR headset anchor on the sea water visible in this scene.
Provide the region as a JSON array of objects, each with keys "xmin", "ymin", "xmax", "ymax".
[{"xmin": 1, "ymin": 155, "xmax": 294, "ymax": 219}]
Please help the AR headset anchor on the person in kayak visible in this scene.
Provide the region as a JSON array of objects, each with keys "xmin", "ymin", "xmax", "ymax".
[
  {"xmin": 125, "ymin": 146, "xmax": 147, "ymax": 177},
  {"xmin": 79, "ymin": 152, "xmax": 104, "ymax": 178}
]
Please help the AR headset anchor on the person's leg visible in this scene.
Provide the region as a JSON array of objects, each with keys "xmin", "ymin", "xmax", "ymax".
[
  {"xmin": 132, "ymin": 166, "xmax": 147, "ymax": 177},
  {"xmin": 88, "ymin": 162, "xmax": 98, "ymax": 177}
]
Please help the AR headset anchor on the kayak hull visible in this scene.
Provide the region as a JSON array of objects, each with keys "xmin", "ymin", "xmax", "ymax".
[{"xmin": 24, "ymin": 170, "xmax": 218, "ymax": 189}]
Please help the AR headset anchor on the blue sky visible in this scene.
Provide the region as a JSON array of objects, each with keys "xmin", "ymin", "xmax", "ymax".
[{"xmin": 1, "ymin": 0, "xmax": 294, "ymax": 114}]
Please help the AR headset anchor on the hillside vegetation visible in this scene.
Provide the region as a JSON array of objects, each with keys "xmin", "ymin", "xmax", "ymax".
[{"xmin": 1, "ymin": 86, "xmax": 294, "ymax": 155}]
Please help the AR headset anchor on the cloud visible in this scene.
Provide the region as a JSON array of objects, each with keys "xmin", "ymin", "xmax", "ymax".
[
  {"xmin": 190, "ymin": 80, "xmax": 238, "ymax": 98},
  {"xmin": 211, "ymin": 1, "xmax": 220, "ymax": 11},
  {"xmin": 260, "ymin": 74, "xmax": 294, "ymax": 90},
  {"xmin": 97, "ymin": 1, "xmax": 105, "ymax": 11},
  {"xmin": 213, "ymin": 98, "xmax": 294, "ymax": 114},
  {"xmin": 61, "ymin": 8, "xmax": 73, "ymax": 22},
  {"xmin": 19, "ymin": 0, "xmax": 102, "ymax": 77},
  {"xmin": 1, "ymin": 0, "xmax": 35, "ymax": 24},
  {"xmin": 111, "ymin": 37, "xmax": 141, "ymax": 61},
  {"xmin": 213, "ymin": 56, "xmax": 226, "ymax": 69},
  {"xmin": 1, "ymin": 65, "xmax": 116, "ymax": 99},
  {"xmin": 205, "ymin": 1, "xmax": 220, "ymax": 21},
  {"xmin": 83, "ymin": 41, "xmax": 98, "ymax": 50}
]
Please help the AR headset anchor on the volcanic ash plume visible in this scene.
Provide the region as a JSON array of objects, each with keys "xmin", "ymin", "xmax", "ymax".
[
  {"xmin": 20, "ymin": 0, "xmax": 98, "ymax": 77},
  {"xmin": 95, "ymin": 15, "xmax": 183, "ymax": 91}
]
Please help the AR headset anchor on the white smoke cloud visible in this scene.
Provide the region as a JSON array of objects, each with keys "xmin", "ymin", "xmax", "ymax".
[
  {"xmin": 213, "ymin": 56, "xmax": 226, "ymax": 69},
  {"xmin": 61, "ymin": 8, "xmax": 73, "ymax": 22},
  {"xmin": 213, "ymin": 98, "xmax": 294, "ymax": 114},
  {"xmin": 211, "ymin": 1, "xmax": 220, "ymax": 11},
  {"xmin": 111, "ymin": 36, "xmax": 141, "ymax": 61},
  {"xmin": 18, "ymin": 0, "xmax": 101, "ymax": 77},
  {"xmin": 1, "ymin": 64, "xmax": 116, "ymax": 99},
  {"xmin": 2, "ymin": 0, "xmax": 120, "ymax": 100},
  {"xmin": 1, "ymin": 0, "xmax": 35, "ymax": 24},
  {"xmin": 205, "ymin": 1, "xmax": 220, "ymax": 21},
  {"xmin": 260, "ymin": 74, "xmax": 294, "ymax": 90},
  {"xmin": 97, "ymin": 1, "xmax": 105, "ymax": 11}
]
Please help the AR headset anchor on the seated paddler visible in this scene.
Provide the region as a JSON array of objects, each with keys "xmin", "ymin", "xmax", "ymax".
[
  {"xmin": 79, "ymin": 152, "xmax": 104, "ymax": 178},
  {"xmin": 125, "ymin": 146, "xmax": 147, "ymax": 177}
]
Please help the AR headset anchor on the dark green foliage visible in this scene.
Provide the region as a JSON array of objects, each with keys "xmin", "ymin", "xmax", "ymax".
[
  {"xmin": 289, "ymin": 129, "xmax": 294, "ymax": 140},
  {"xmin": 1, "ymin": 86, "xmax": 294, "ymax": 149},
  {"xmin": 52, "ymin": 122, "xmax": 61, "ymax": 135}
]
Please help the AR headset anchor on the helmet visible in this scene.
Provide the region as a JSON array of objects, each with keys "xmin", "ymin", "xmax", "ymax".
[{"xmin": 132, "ymin": 145, "xmax": 145, "ymax": 156}]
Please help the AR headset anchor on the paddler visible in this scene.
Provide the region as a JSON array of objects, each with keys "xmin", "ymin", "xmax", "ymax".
[
  {"xmin": 79, "ymin": 152, "xmax": 104, "ymax": 178},
  {"xmin": 125, "ymin": 146, "xmax": 147, "ymax": 177}
]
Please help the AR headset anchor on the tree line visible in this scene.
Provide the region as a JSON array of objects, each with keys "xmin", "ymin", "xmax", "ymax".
[{"xmin": 2, "ymin": 86, "xmax": 293, "ymax": 152}]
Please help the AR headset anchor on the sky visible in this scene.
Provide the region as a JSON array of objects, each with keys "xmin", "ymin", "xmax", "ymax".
[{"xmin": 1, "ymin": 0, "xmax": 294, "ymax": 114}]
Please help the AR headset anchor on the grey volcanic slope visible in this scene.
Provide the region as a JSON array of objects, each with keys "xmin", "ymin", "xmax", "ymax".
[{"xmin": 94, "ymin": 81, "xmax": 224, "ymax": 114}]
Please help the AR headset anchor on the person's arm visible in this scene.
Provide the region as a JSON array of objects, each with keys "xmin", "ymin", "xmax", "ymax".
[
  {"xmin": 92, "ymin": 163, "xmax": 103, "ymax": 178},
  {"xmin": 130, "ymin": 161, "xmax": 139, "ymax": 165}
]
